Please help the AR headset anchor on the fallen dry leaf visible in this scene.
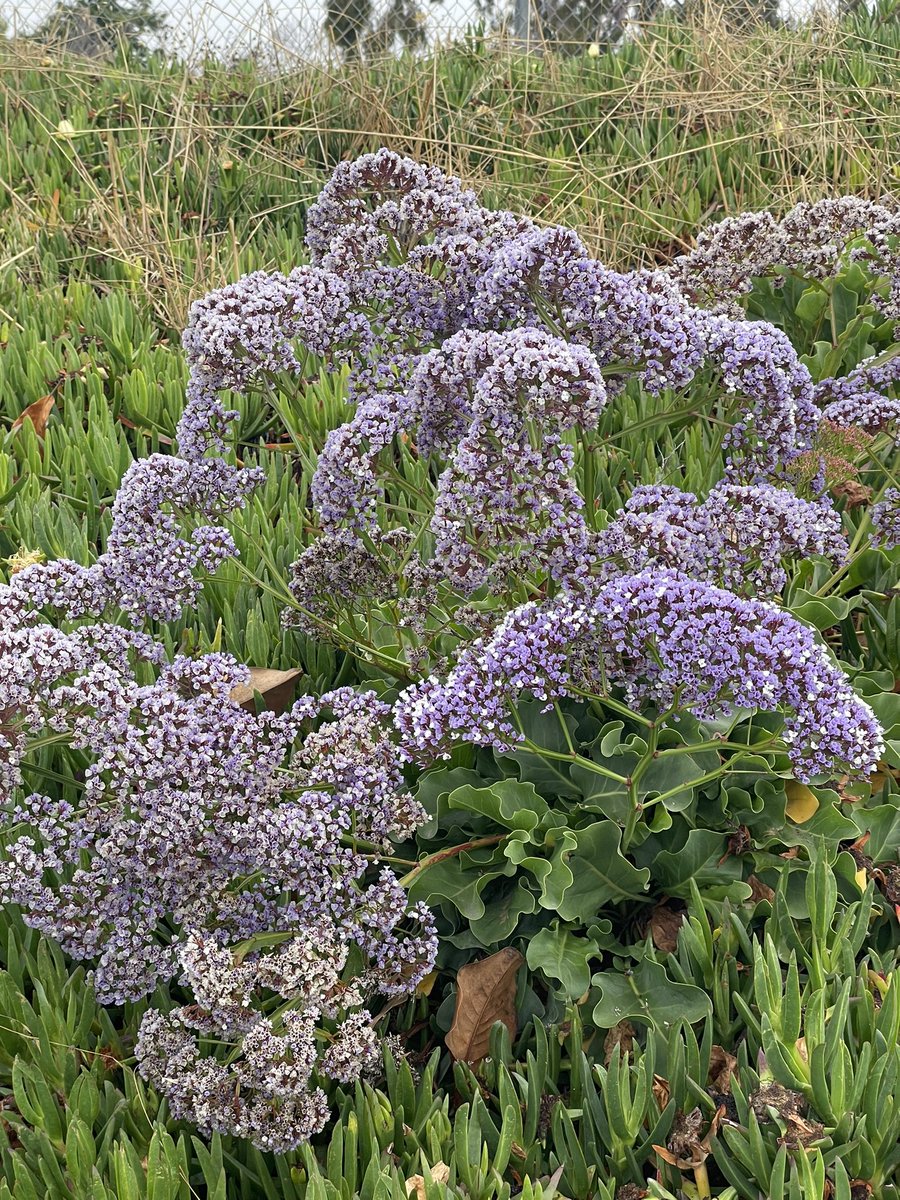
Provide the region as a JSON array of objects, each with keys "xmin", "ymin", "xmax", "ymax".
[
  {"xmin": 445, "ymin": 947, "xmax": 522, "ymax": 1063},
  {"xmin": 11, "ymin": 395, "xmax": 55, "ymax": 438},
  {"xmin": 708, "ymin": 1045, "xmax": 737, "ymax": 1094},
  {"xmin": 654, "ymin": 1104, "xmax": 723, "ymax": 1170},
  {"xmin": 832, "ymin": 480, "xmax": 872, "ymax": 508},
  {"xmin": 648, "ymin": 904, "xmax": 684, "ymax": 953},
  {"xmin": 785, "ymin": 780, "xmax": 819, "ymax": 823},
  {"xmin": 230, "ymin": 668, "xmax": 303, "ymax": 714},
  {"xmin": 746, "ymin": 875, "xmax": 775, "ymax": 905},
  {"xmin": 603, "ymin": 1020, "xmax": 635, "ymax": 1065},
  {"xmin": 405, "ymin": 1162, "xmax": 450, "ymax": 1200},
  {"xmin": 652, "ymin": 1074, "xmax": 670, "ymax": 1112}
]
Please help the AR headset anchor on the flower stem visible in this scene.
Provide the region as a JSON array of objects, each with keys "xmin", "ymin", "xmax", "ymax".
[{"xmin": 399, "ymin": 835, "xmax": 508, "ymax": 887}]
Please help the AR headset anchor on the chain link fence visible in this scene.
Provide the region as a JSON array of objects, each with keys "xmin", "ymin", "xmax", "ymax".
[{"xmin": 0, "ymin": 0, "xmax": 854, "ymax": 65}]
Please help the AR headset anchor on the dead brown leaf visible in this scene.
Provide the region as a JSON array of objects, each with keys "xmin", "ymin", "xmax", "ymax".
[
  {"xmin": 746, "ymin": 875, "xmax": 775, "ymax": 905},
  {"xmin": 654, "ymin": 1105, "xmax": 723, "ymax": 1170},
  {"xmin": 652, "ymin": 1074, "xmax": 670, "ymax": 1112},
  {"xmin": 11, "ymin": 395, "xmax": 55, "ymax": 438},
  {"xmin": 649, "ymin": 904, "xmax": 684, "ymax": 953},
  {"xmin": 603, "ymin": 1020, "xmax": 635, "ymax": 1065},
  {"xmin": 832, "ymin": 481, "xmax": 872, "ymax": 508},
  {"xmin": 719, "ymin": 824, "xmax": 752, "ymax": 863},
  {"xmin": 405, "ymin": 1162, "xmax": 450, "ymax": 1200},
  {"xmin": 708, "ymin": 1045, "xmax": 737, "ymax": 1094},
  {"xmin": 445, "ymin": 947, "xmax": 523, "ymax": 1064},
  {"xmin": 230, "ymin": 668, "xmax": 303, "ymax": 714}
]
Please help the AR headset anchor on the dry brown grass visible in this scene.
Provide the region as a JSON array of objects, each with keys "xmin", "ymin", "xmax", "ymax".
[{"xmin": 0, "ymin": 6, "xmax": 897, "ymax": 327}]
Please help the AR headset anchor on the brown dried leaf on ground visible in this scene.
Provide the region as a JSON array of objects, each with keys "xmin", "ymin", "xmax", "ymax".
[
  {"xmin": 230, "ymin": 668, "xmax": 303, "ymax": 713},
  {"xmin": 654, "ymin": 1105, "xmax": 723, "ymax": 1170},
  {"xmin": 746, "ymin": 875, "xmax": 775, "ymax": 904},
  {"xmin": 649, "ymin": 904, "xmax": 685, "ymax": 953},
  {"xmin": 749, "ymin": 1082, "xmax": 807, "ymax": 1125},
  {"xmin": 652, "ymin": 1074, "xmax": 670, "ymax": 1111},
  {"xmin": 446, "ymin": 947, "xmax": 523, "ymax": 1064},
  {"xmin": 11, "ymin": 395, "xmax": 55, "ymax": 438},
  {"xmin": 405, "ymin": 1163, "xmax": 450, "ymax": 1200},
  {"xmin": 832, "ymin": 481, "xmax": 872, "ymax": 508},
  {"xmin": 708, "ymin": 1045, "xmax": 738, "ymax": 1094}
]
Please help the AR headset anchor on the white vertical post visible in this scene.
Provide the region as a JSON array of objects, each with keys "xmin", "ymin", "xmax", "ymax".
[{"xmin": 513, "ymin": 0, "xmax": 533, "ymax": 46}]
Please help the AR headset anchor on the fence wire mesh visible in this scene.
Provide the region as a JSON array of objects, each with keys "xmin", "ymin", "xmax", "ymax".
[{"xmin": 0, "ymin": 0, "xmax": 857, "ymax": 65}]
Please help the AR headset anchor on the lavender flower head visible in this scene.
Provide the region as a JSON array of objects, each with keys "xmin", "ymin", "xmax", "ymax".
[
  {"xmin": 872, "ymin": 490, "xmax": 900, "ymax": 549},
  {"xmin": 312, "ymin": 326, "xmax": 608, "ymax": 593},
  {"xmin": 395, "ymin": 570, "xmax": 882, "ymax": 782},
  {"xmin": 597, "ymin": 481, "xmax": 846, "ymax": 596},
  {"xmin": 670, "ymin": 196, "xmax": 900, "ymax": 320}
]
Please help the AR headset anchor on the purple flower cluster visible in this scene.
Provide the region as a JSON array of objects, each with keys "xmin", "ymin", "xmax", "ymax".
[
  {"xmin": 3, "ymin": 521, "xmax": 435, "ymax": 1154},
  {"xmin": 815, "ymin": 352, "xmax": 900, "ymax": 438},
  {"xmin": 136, "ymin": 887, "xmax": 433, "ymax": 1152},
  {"xmin": 178, "ymin": 265, "xmax": 372, "ymax": 463},
  {"xmin": 313, "ymin": 327, "xmax": 608, "ymax": 592},
  {"xmin": 872, "ymin": 490, "xmax": 900, "ymax": 549},
  {"xmin": 8, "ymin": 453, "xmax": 258, "ymax": 623},
  {"xmin": 598, "ymin": 481, "xmax": 846, "ymax": 596},
  {"xmin": 466, "ymin": 220, "xmax": 821, "ymax": 477},
  {"xmin": 670, "ymin": 196, "xmax": 900, "ymax": 320},
  {"xmin": 305, "ymin": 148, "xmax": 534, "ymax": 342},
  {"xmin": 1, "ymin": 610, "xmax": 434, "ymax": 1005},
  {"xmin": 395, "ymin": 570, "xmax": 882, "ymax": 782}
]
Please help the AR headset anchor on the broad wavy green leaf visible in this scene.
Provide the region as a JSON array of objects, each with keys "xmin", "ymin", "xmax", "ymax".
[
  {"xmin": 592, "ymin": 959, "xmax": 711, "ymax": 1028},
  {"xmin": 555, "ymin": 822, "xmax": 650, "ymax": 922},
  {"xmin": 526, "ymin": 924, "xmax": 598, "ymax": 997}
]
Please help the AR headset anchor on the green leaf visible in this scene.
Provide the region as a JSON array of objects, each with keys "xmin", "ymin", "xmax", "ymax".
[
  {"xmin": 646, "ymin": 828, "xmax": 726, "ymax": 890},
  {"xmin": 406, "ymin": 855, "xmax": 513, "ymax": 921},
  {"xmin": 526, "ymin": 923, "xmax": 598, "ymax": 996},
  {"xmin": 555, "ymin": 822, "xmax": 650, "ymax": 922},
  {"xmin": 789, "ymin": 590, "xmax": 852, "ymax": 631},
  {"xmin": 470, "ymin": 877, "xmax": 537, "ymax": 943},
  {"xmin": 795, "ymin": 288, "xmax": 828, "ymax": 326},
  {"xmin": 592, "ymin": 959, "xmax": 711, "ymax": 1029},
  {"xmin": 448, "ymin": 780, "xmax": 549, "ymax": 831}
]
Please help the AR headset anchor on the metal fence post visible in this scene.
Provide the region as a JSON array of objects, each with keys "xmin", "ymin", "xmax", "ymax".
[{"xmin": 512, "ymin": 0, "xmax": 533, "ymax": 47}]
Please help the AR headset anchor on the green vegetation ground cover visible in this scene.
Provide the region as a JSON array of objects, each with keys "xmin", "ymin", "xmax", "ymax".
[{"xmin": 2, "ymin": 8, "xmax": 900, "ymax": 1198}]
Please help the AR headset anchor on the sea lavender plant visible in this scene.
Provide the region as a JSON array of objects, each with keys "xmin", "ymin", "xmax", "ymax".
[
  {"xmin": 597, "ymin": 481, "xmax": 847, "ymax": 596},
  {"xmin": 0, "ymin": 597, "xmax": 433, "ymax": 1005},
  {"xmin": 1, "ymin": 582, "xmax": 436, "ymax": 1148},
  {"xmin": 670, "ymin": 196, "xmax": 900, "ymax": 320},
  {"xmin": 394, "ymin": 570, "xmax": 882, "ymax": 782},
  {"xmin": 4, "ymin": 151, "xmax": 895, "ymax": 1159}
]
